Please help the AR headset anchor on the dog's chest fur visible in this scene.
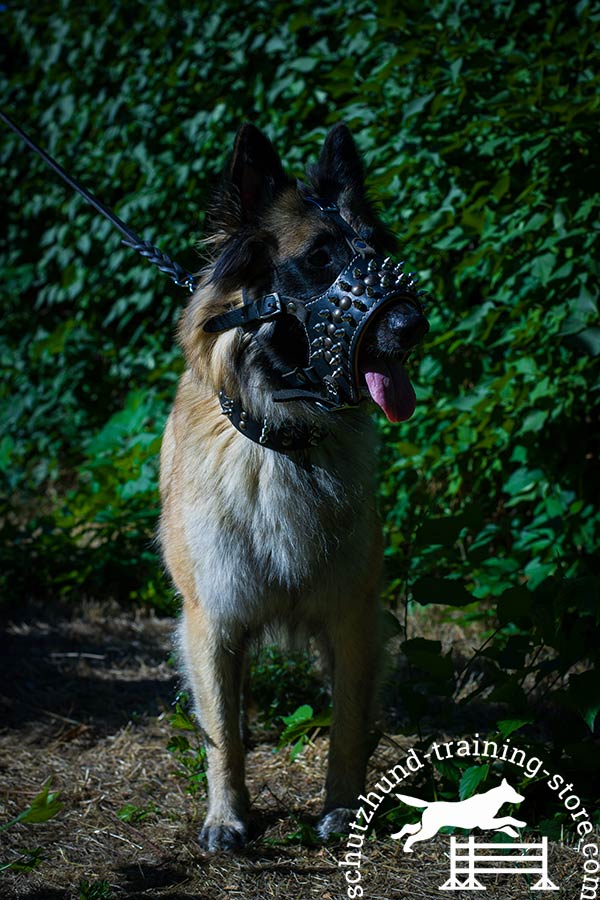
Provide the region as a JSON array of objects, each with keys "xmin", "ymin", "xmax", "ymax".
[{"xmin": 160, "ymin": 377, "xmax": 380, "ymax": 626}]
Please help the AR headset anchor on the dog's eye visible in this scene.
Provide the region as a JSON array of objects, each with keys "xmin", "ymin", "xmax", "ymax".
[{"xmin": 307, "ymin": 247, "xmax": 331, "ymax": 268}]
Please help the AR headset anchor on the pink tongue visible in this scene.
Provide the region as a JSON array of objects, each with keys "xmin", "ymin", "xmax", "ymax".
[{"xmin": 362, "ymin": 359, "xmax": 416, "ymax": 422}]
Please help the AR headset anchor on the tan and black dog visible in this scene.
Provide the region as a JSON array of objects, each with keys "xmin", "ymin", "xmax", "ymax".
[{"xmin": 159, "ymin": 123, "xmax": 428, "ymax": 851}]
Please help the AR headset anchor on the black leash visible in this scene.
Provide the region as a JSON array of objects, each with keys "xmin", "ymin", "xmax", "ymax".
[{"xmin": 0, "ymin": 109, "xmax": 198, "ymax": 292}]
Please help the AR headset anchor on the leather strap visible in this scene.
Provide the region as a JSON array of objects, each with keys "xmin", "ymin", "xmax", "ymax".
[
  {"xmin": 219, "ymin": 392, "xmax": 327, "ymax": 451},
  {"xmin": 204, "ymin": 293, "xmax": 285, "ymax": 333}
]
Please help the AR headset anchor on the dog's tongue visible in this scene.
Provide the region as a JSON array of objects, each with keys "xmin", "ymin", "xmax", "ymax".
[{"xmin": 361, "ymin": 357, "xmax": 416, "ymax": 422}]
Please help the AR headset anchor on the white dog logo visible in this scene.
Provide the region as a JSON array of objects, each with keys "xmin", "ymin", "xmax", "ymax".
[{"xmin": 391, "ymin": 778, "xmax": 526, "ymax": 852}]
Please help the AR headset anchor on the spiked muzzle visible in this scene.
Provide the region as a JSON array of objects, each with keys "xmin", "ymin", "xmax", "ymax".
[{"xmin": 204, "ymin": 195, "xmax": 427, "ymax": 412}]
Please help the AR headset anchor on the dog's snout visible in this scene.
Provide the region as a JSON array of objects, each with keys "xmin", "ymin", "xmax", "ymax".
[
  {"xmin": 388, "ymin": 305, "xmax": 430, "ymax": 348},
  {"xmin": 370, "ymin": 300, "xmax": 429, "ymax": 356}
]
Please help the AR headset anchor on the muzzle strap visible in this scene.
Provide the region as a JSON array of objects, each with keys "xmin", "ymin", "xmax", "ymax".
[{"xmin": 204, "ymin": 292, "xmax": 285, "ymax": 333}]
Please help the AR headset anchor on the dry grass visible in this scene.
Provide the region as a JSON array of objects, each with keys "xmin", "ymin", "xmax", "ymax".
[{"xmin": 0, "ymin": 603, "xmax": 589, "ymax": 899}]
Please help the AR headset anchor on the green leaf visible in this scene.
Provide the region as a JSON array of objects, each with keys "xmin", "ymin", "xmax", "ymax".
[
  {"xmin": 568, "ymin": 671, "xmax": 600, "ymax": 732},
  {"xmin": 496, "ymin": 719, "xmax": 532, "ymax": 739},
  {"xmin": 401, "ymin": 638, "xmax": 454, "ymax": 680},
  {"xmin": 459, "ymin": 765, "xmax": 489, "ymax": 800},
  {"xmin": 0, "ymin": 848, "xmax": 44, "ymax": 873},
  {"xmin": 571, "ymin": 327, "xmax": 600, "ymax": 356},
  {"xmin": 278, "ymin": 705, "xmax": 332, "ymax": 753},
  {"xmin": 0, "ymin": 780, "xmax": 63, "ymax": 831},
  {"xmin": 403, "ymin": 91, "xmax": 435, "ymax": 120}
]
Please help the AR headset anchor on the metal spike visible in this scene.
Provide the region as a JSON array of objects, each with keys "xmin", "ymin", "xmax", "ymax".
[
  {"xmin": 381, "ymin": 256, "xmax": 393, "ymax": 270},
  {"xmin": 367, "ymin": 259, "xmax": 378, "ymax": 271}
]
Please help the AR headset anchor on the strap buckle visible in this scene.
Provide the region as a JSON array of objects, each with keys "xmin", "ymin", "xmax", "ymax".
[{"xmin": 204, "ymin": 292, "xmax": 283, "ymax": 333}]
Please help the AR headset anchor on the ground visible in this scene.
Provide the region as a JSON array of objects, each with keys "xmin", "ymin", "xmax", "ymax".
[{"xmin": 0, "ymin": 603, "xmax": 585, "ymax": 899}]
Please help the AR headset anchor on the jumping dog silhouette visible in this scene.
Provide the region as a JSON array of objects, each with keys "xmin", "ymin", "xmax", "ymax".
[{"xmin": 392, "ymin": 778, "xmax": 526, "ymax": 852}]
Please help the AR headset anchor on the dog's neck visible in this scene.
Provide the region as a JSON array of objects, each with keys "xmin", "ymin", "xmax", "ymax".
[{"xmin": 218, "ymin": 390, "xmax": 328, "ymax": 452}]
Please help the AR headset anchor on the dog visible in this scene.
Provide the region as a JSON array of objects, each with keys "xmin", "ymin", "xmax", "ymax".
[
  {"xmin": 391, "ymin": 779, "xmax": 526, "ymax": 852},
  {"xmin": 159, "ymin": 122, "xmax": 429, "ymax": 851}
]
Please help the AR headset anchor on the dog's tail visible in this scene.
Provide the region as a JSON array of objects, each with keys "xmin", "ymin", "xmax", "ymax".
[{"xmin": 396, "ymin": 793, "xmax": 430, "ymax": 808}]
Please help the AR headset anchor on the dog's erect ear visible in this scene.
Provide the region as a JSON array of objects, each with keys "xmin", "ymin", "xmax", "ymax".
[
  {"xmin": 229, "ymin": 124, "xmax": 288, "ymax": 223},
  {"xmin": 208, "ymin": 125, "xmax": 287, "ymax": 283},
  {"xmin": 312, "ymin": 123, "xmax": 366, "ymax": 207}
]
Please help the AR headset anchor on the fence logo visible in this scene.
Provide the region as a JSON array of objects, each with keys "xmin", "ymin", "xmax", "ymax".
[
  {"xmin": 337, "ymin": 736, "xmax": 598, "ymax": 899},
  {"xmin": 391, "ymin": 779, "xmax": 557, "ymax": 890}
]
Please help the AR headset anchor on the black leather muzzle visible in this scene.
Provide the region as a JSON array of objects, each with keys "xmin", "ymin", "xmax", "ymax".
[{"xmin": 204, "ymin": 195, "xmax": 427, "ymax": 411}]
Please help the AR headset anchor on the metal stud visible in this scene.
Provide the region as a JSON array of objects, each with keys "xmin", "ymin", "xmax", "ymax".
[
  {"xmin": 351, "ymin": 283, "xmax": 365, "ymax": 296},
  {"xmin": 324, "ymin": 337, "xmax": 333, "ymax": 348},
  {"xmin": 319, "ymin": 309, "xmax": 331, "ymax": 318},
  {"xmin": 332, "ymin": 309, "xmax": 343, "ymax": 322},
  {"xmin": 367, "ymin": 259, "xmax": 378, "ymax": 271},
  {"xmin": 364, "ymin": 273, "xmax": 378, "ymax": 286},
  {"xmin": 353, "ymin": 299, "xmax": 367, "ymax": 312},
  {"xmin": 259, "ymin": 419, "xmax": 271, "ymax": 445},
  {"xmin": 339, "ymin": 280, "xmax": 351, "ymax": 291},
  {"xmin": 353, "ymin": 267, "xmax": 363, "ymax": 279},
  {"xmin": 327, "ymin": 323, "xmax": 337, "ymax": 335},
  {"xmin": 324, "ymin": 351, "xmax": 332, "ymax": 363},
  {"xmin": 339, "ymin": 296, "xmax": 352, "ymax": 310},
  {"xmin": 381, "ymin": 273, "xmax": 393, "ymax": 287},
  {"xmin": 220, "ymin": 392, "xmax": 234, "ymax": 416},
  {"xmin": 314, "ymin": 322, "xmax": 326, "ymax": 333}
]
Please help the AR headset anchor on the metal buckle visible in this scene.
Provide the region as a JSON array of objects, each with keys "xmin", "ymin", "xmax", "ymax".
[{"xmin": 256, "ymin": 293, "xmax": 283, "ymax": 319}]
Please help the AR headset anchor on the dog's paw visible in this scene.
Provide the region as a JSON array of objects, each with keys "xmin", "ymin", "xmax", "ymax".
[
  {"xmin": 199, "ymin": 819, "xmax": 247, "ymax": 852},
  {"xmin": 498, "ymin": 825, "xmax": 519, "ymax": 838},
  {"xmin": 317, "ymin": 807, "xmax": 355, "ymax": 840}
]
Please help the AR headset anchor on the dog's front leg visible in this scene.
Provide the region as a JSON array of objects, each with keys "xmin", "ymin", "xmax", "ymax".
[
  {"xmin": 180, "ymin": 598, "xmax": 249, "ymax": 851},
  {"xmin": 318, "ymin": 597, "xmax": 379, "ymax": 838}
]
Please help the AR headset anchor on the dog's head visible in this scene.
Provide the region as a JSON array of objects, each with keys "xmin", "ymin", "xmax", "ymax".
[
  {"xmin": 499, "ymin": 779, "xmax": 525, "ymax": 805},
  {"xmin": 180, "ymin": 124, "xmax": 428, "ymax": 425}
]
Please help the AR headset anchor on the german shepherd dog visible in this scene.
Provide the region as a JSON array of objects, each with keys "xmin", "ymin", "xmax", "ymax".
[{"xmin": 159, "ymin": 123, "xmax": 428, "ymax": 851}]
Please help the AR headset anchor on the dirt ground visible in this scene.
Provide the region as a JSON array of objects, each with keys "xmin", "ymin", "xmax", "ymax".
[{"xmin": 0, "ymin": 603, "xmax": 588, "ymax": 900}]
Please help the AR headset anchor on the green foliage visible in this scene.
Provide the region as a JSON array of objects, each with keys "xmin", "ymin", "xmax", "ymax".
[
  {"xmin": 79, "ymin": 879, "xmax": 113, "ymax": 900},
  {"xmin": 167, "ymin": 695, "xmax": 207, "ymax": 795},
  {"xmin": 277, "ymin": 704, "xmax": 333, "ymax": 761},
  {"xmin": 250, "ymin": 646, "xmax": 330, "ymax": 726},
  {"xmin": 0, "ymin": 780, "xmax": 63, "ymax": 874},
  {"xmin": 0, "ymin": 780, "xmax": 63, "ymax": 833},
  {"xmin": 116, "ymin": 802, "xmax": 158, "ymax": 824},
  {"xmin": 0, "ymin": 0, "xmax": 598, "ymax": 806}
]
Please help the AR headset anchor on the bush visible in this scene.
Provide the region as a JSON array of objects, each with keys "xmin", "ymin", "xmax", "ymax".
[{"xmin": 0, "ymin": 0, "xmax": 598, "ymax": 805}]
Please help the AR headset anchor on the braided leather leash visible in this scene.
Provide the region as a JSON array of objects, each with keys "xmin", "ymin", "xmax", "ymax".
[{"xmin": 0, "ymin": 109, "xmax": 198, "ymax": 292}]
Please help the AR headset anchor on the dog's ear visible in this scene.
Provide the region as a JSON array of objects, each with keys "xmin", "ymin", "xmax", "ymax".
[
  {"xmin": 311, "ymin": 123, "xmax": 367, "ymax": 208},
  {"xmin": 208, "ymin": 125, "xmax": 289, "ymax": 284},
  {"xmin": 227, "ymin": 124, "xmax": 288, "ymax": 225},
  {"xmin": 310, "ymin": 123, "xmax": 397, "ymax": 253}
]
